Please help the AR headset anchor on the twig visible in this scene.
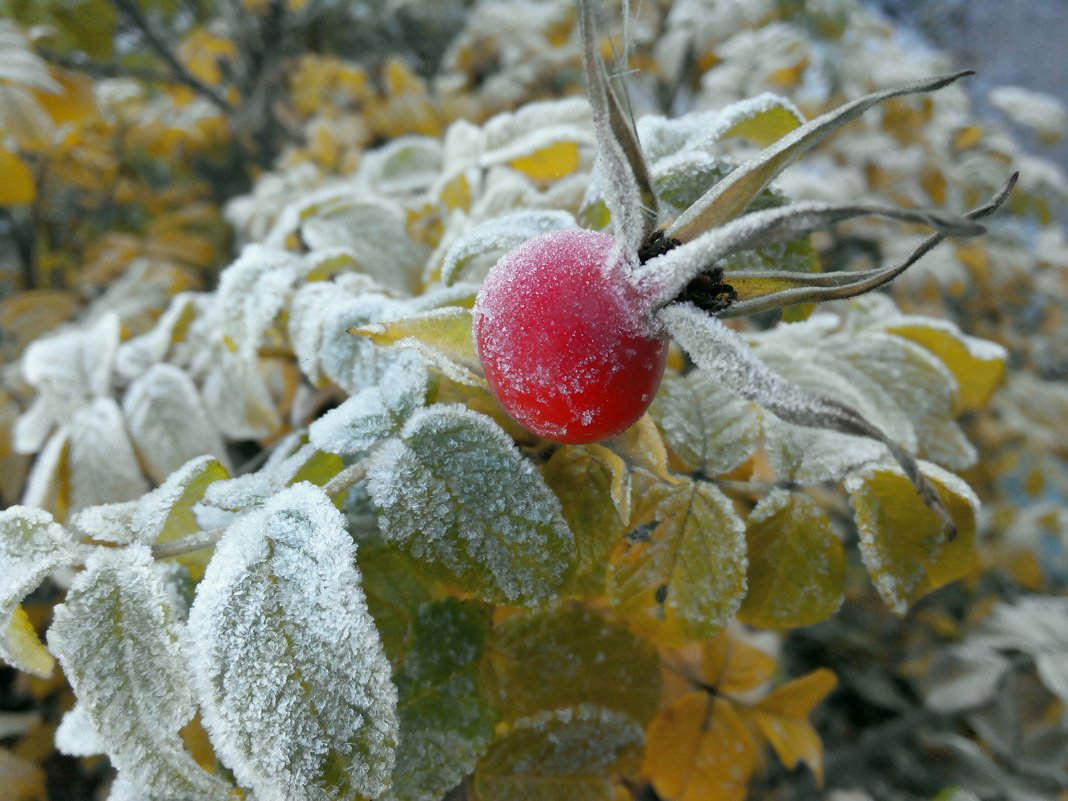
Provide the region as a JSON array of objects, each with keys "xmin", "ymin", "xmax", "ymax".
[
  {"xmin": 113, "ymin": 0, "xmax": 234, "ymax": 112},
  {"xmin": 152, "ymin": 525, "xmax": 227, "ymax": 558}
]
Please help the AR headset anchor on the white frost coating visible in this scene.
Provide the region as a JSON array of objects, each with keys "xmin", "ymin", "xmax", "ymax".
[
  {"xmin": 988, "ymin": 86, "xmax": 1068, "ymax": 141},
  {"xmin": 14, "ymin": 312, "xmax": 120, "ymax": 454},
  {"xmin": 358, "ymin": 135, "xmax": 443, "ymax": 196},
  {"xmin": 72, "ymin": 455, "xmax": 225, "ymax": 545},
  {"xmin": 201, "ymin": 438, "xmax": 312, "ymax": 512},
  {"xmin": 0, "ymin": 506, "xmax": 80, "ymax": 617},
  {"xmin": 184, "ymin": 483, "xmax": 398, "ymax": 801},
  {"xmin": 365, "ymin": 405, "xmax": 575, "ymax": 605},
  {"xmin": 440, "ymin": 210, "xmax": 577, "ymax": 286},
  {"xmin": 123, "ymin": 363, "xmax": 229, "ymax": 483},
  {"xmin": 68, "ymin": 397, "xmax": 149, "ymax": 513},
  {"xmin": 310, "ymin": 358, "xmax": 428, "ymax": 457},
  {"xmin": 20, "ymin": 426, "xmax": 69, "ymax": 511},
  {"xmin": 200, "ymin": 347, "xmax": 283, "ymax": 440},
  {"xmin": 48, "ymin": 544, "xmax": 233, "ymax": 800},
  {"xmin": 0, "ymin": 20, "xmax": 62, "ymax": 91},
  {"xmin": 114, "ymin": 293, "xmax": 202, "ymax": 381},
  {"xmin": 764, "ymin": 414, "xmax": 887, "ymax": 485},
  {"xmin": 215, "ymin": 244, "xmax": 305, "ymax": 362},
  {"xmin": 479, "ymin": 97, "xmax": 593, "ymax": 165},
  {"xmin": 55, "ymin": 703, "xmax": 106, "ymax": 757}
]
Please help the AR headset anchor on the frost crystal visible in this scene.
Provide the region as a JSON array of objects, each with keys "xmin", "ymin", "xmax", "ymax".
[
  {"xmin": 47, "ymin": 544, "xmax": 233, "ymax": 800},
  {"xmin": 366, "ymin": 405, "xmax": 575, "ymax": 605},
  {"xmin": 185, "ymin": 483, "xmax": 398, "ymax": 801},
  {"xmin": 0, "ymin": 506, "xmax": 80, "ymax": 617},
  {"xmin": 68, "ymin": 397, "xmax": 149, "ymax": 512},
  {"xmin": 55, "ymin": 704, "xmax": 105, "ymax": 758}
]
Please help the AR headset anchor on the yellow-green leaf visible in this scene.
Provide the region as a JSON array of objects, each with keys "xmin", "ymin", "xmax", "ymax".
[
  {"xmin": 1, "ymin": 605, "xmax": 54, "ymax": 678},
  {"xmin": 698, "ymin": 632, "xmax": 777, "ymax": 696},
  {"xmin": 509, "ymin": 140, "xmax": 581, "ymax": 181},
  {"xmin": 0, "ymin": 146, "xmax": 35, "ymax": 205},
  {"xmin": 737, "ymin": 491, "xmax": 844, "ymax": 629},
  {"xmin": 351, "ymin": 307, "xmax": 486, "ymax": 388},
  {"xmin": 542, "ymin": 444, "xmax": 629, "ymax": 596},
  {"xmin": 720, "ymin": 101, "xmax": 805, "ymax": 147},
  {"xmin": 643, "ymin": 694, "xmax": 756, "ymax": 801},
  {"xmin": 609, "ymin": 478, "xmax": 746, "ymax": 643},
  {"xmin": 742, "ymin": 668, "xmax": 837, "ymax": 785},
  {"xmin": 887, "ymin": 323, "xmax": 1006, "ymax": 413},
  {"xmin": 846, "ymin": 463, "xmax": 978, "ymax": 615}
]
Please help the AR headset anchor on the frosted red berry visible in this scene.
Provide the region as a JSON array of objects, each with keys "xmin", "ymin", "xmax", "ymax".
[{"xmin": 473, "ymin": 229, "xmax": 668, "ymax": 444}]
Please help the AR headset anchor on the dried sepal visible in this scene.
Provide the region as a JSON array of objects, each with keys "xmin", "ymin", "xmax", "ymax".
[{"xmin": 667, "ymin": 70, "xmax": 975, "ymax": 242}]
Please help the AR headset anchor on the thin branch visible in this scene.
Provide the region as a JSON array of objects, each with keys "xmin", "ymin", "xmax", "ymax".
[
  {"xmin": 113, "ymin": 0, "xmax": 234, "ymax": 112},
  {"xmin": 152, "ymin": 525, "xmax": 227, "ymax": 558},
  {"xmin": 39, "ymin": 50, "xmax": 181, "ymax": 86}
]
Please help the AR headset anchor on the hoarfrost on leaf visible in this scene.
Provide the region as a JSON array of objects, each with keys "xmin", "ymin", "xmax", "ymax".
[
  {"xmin": 366, "ymin": 405, "xmax": 575, "ymax": 606},
  {"xmin": 68, "ymin": 397, "xmax": 148, "ymax": 513},
  {"xmin": 55, "ymin": 703, "xmax": 105, "ymax": 758},
  {"xmin": 124, "ymin": 363, "xmax": 229, "ymax": 483},
  {"xmin": 201, "ymin": 347, "xmax": 283, "ymax": 440},
  {"xmin": 310, "ymin": 358, "xmax": 428, "ymax": 458},
  {"xmin": 185, "ymin": 483, "xmax": 398, "ymax": 801},
  {"xmin": 0, "ymin": 506, "xmax": 80, "ymax": 617},
  {"xmin": 47, "ymin": 544, "xmax": 233, "ymax": 800},
  {"xmin": 440, "ymin": 210, "xmax": 577, "ymax": 286}
]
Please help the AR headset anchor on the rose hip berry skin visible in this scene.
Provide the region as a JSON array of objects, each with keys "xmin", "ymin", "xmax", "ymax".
[{"xmin": 473, "ymin": 229, "xmax": 668, "ymax": 444}]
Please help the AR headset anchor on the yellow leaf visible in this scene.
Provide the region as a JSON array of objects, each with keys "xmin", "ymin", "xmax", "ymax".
[
  {"xmin": 887, "ymin": 323, "xmax": 1006, "ymax": 413},
  {"xmin": 700, "ymin": 632, "xmax": 777, "ymax": 696},
  {"xmin": 0, "ymin": 290, "xmax": 78, "ymax": 358},
  {"xmin": 744, "ymin": 668, "xmax": 837, "ymax": 785},
  {"xmin": 847, "ymin": 464, "xmax": 978, "ymax": 615},
  {"xmin": 721, "ymin": 103, "xmax": 804, "ymax": 148},
  {"xmin": 2, "ymin": 605, "xmax": 55, "ymax": 678},
  {"xmin": 0, "ymin": 84, "xmax": 53, "ymax": 151},
  {"xmin": 439, "ymin": 172, "xmax": 471, "ymax": 211},
  {"xmin": 644, "ymin": 694, "xmax": 756, "ymax": 801},
  {"xmin": 509, "ymin": 140, "xmax": 581, "ymax": 181},
  {"xmin": 737, "ymin": 492, "xmax": 844, "ymax": 629},
  {"xmin": 350, "ymin": 306, "xmax": 486, "ymax": 389},
  {"xmin": 178, "ymin": 28, "xmax": 236, "ymax": 89},
  {"xmin": 0, "ymin": 146, "xmax": 35, "ymax": 205},
  {"xmin": 0, "ymin": 748, "xmax": 46, "ymax": 801},
  {"xmin": 606, "ymin": 414, "xmax": 672, "ymax": 481},
  {"xmin": 34, "ymin": 69, "xmax": 96, "ymax": 125}
]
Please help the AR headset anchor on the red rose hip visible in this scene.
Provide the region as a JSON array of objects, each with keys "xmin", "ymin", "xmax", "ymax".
[{"xmin": 473, "ymin": 228, "xmax": 668, "ymax": 444}]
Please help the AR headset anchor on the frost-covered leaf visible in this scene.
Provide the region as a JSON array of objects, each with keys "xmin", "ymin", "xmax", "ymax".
[
  {"xmin": 609, "ymin": 478, "xmax": 747, "ymax": 642},
  {"xmin": 0, "ymin": 21, "xmax": 62, "ymax": 92},
  {"xmin": 367, "ymin": 406, "xmax": 574, "ymax": 605},
  {"xmin": 649, "ymin": 369, "xmax": 761, "ymax": 476},
  {"xmin": 0, "ymin": 505, "xmax": 79, "ymax": 616},
  {"xmin": 14, "ymin": 312, "xmax": 120, "ymax": 454},
  {"xmin": 72, "ymin": 455, "xmax": 228, "ymax": 551},
  {"xmin": 48, "ymin": 544, "xmax": 233, "ymax": 800},
  {"xmin": 298, "ymin": 192, "xmax": 428, "ymax": 296},
  {"xmin": 988, "ymin": 86, "xmax": 1068, "ymax": 142},
  {"xmin": 201, "ymin": 348, "xmax": 283, "ymax": 440},
  {"xmin": 124, "ymin": 364, "xmax": 229, "ymax": 483},
  {"xmin": 202, "ymin": 438, "xmax": 339, "ymax": 512},
  {"xmin": 644, "ymin": 694, "xmax": 755, "ymax": 801},
  {"xmin": 215, "ymin": 244, "xmax": 304, "ymax": 362},
  {"xmin": 386, "ymin": 598, "xmax": 497, "ymax": 801},
  {"xmin": 486, "ymin": 607, "xmax": 660, "ymax": 725},
  {"xmin": 440, "ymin": 210, "xmax": 576, "ymax": 286},
  {"xmin": 925, "ymin": 646, "xmax": 1011, "ymax": 713},
  {"xmin": 360, "ymin": 136, "xmax": 443, "ymax": 195},
  {"xmin": 479, "ymin": 98, "xmax": 593, "ymax": 171},
  {"xmin": 846, "ymin": 462, "xmax": 978, "ymax": 615},
  {"xmin": 55, "ymin": 703, "xmax": 105, "ymax": 758},
  {"xmin": 114, "ymin": 293, "xmax": 200, "ymax": 381},
  {"xmin": 472, "ymin": 705, "xmax": 643, "ymax": 801},
  {"xmin": 1, "ymin": 605, "xmax": 55, "ymax": 678},
  {"xmin": 737, "ymin": 491, "xmax": 844, "ymax": 629},
  {"xmin": 19, "ymin": 426, "xmax": 69, "ymax": 512},
  {"xmin": 68, "ymin": 397, "xmax": 148, "ymax": 512},
  {"xmin": 350, "ymin": 307, "xmax": 486, "ymax": 389},
  {"xmin": 310, "ymin": 358, "xmax": 428, "ymax": 457},
  {"xmin": 542, "ymin": 445, "xmax": 629, "ymax": 596},
  {"xmin": 763, "ymin": 415, "xmax": 887, "ymax": 485},
  {"xmin": 185, "ymin": 483, "xmax": 398, "ymax": 801}
]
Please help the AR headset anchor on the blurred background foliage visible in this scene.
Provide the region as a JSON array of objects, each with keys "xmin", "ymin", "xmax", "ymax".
[{"xmin": 1, "ymin": 1, "xmax": 1066, "ymax": 800}]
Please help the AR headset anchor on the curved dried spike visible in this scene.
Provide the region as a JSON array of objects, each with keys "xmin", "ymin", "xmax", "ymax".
[
  {"xmin": 635, "ymin": 199, "xmax": 986, "ymax": 310},
  {"xmin": 658, "ymin": 302, "xmax": 957, "ymax": 538},
  {"xmin": 578, "ymin": 0, "xmax": 658, "ymax": 251},
  {"xmin": 720, "ymin": 172, "xmax": 1019, "ymax": 318},
  {"xmin": 667, "ymin": 71, "xmax": 975, "ymax": 242}
]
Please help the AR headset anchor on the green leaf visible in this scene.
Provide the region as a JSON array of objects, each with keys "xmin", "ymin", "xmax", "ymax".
[
  {"xmin": 472, "ymin": 705, "xmax": 643, "ymax": 801},
  {"xmin": 609, "ymin": 478, "xmax": 747, "ymax": 642},
  {"xmin": 185, "ymin": 483, "xmax": 398, "ymax": 801},
  {"xmin": 737, "ymin": 491, "xmax": 844, "ymax": 629},
  {"xmin": 366, "ymin": 405, "xmax": 575, "ymax": 606},
  {"xmin": 357, "ymin": 540, "xmax": 437, "ymax": 664},
  {"xmin": 649, "ymin": 369, "xmax": 761, "ymax": 477},
  {"xmin": 542, "ymin": 444, "xmax": 629, "ymax": 596},
  {"xmin": 386, "ymin": 598, "xmax": 498, "ymax": 801},
  {"xmin": 47, "ymin": 544, "xmax": 233, "ymax": 800},
  {"xmin": 351, "ymin": 306, "xmax": 486, "ymax": 389},
  {"xmin": 485, "ymin": 607, "xmax": 661, "ymax": 726},
  {"xmin": 846, "ymin": 462, "xmax": 978, "ymax": 615},
  {"xmin": 667, "ymin": 71, "xmax": 974, "ymax": 241}
]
